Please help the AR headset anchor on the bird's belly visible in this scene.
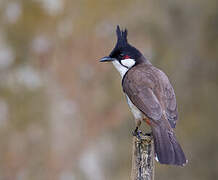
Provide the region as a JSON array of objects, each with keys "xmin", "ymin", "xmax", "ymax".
[{"xmin": 125, "ymin": 95, "xmax": 144, "ymax": 120}]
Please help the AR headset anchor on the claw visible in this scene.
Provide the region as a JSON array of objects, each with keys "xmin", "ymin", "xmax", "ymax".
[
  {"xmin": 145, "ymin": 132, "xmax": 151, "ymax": 136},
  {"xmin": 132, "ymin": 127, "xmax": 142, "ymax": 139},
  {"xmin": 132, "ymin": 126, "xmax": 138, "ymax": 136}
]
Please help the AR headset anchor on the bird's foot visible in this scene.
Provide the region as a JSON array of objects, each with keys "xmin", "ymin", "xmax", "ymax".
[
  {"xmin": 132, "ymin": 127, "xmax": 138, "ymax": 136},
  {"xmin": 145, "ymin": 132, "xmax": 151, "ymax": 136},
  {"xmin": 132, "ymin": 127, "xmax": 142, "ymax": 139}
]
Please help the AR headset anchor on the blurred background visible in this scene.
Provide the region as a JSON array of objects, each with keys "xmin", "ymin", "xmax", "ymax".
[{"xmin": 0, "ymin": 0, "xmax": 217, "ymax": 179}]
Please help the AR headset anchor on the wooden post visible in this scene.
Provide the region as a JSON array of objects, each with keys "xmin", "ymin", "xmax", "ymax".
[{"xmin": 131, "ymin": 135, "xmax": 154, "ymax": 180}]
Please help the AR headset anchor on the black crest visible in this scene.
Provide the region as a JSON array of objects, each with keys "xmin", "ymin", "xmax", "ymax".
[
  {"xmin": 116, "ymin": 25, "xmax": 128, "ymax": 48},
  {"xmin": 109, "ymin": 25, "xmax": 142, "ymax": 60}
]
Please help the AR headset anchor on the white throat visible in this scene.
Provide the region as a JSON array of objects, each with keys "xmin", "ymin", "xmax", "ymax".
[{"xmin": 112, "ymin": 59, "xmax": 135, "ymax": 78}]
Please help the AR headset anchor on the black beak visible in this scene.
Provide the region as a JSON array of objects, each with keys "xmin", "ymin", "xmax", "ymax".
[{"xmin": 99, "ymin": 56, "xmax": 116, "ymax": 62}]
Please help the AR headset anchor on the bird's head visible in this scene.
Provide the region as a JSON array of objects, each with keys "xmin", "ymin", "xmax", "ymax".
[{"xmin": 100, "ymin": 26, "xmax": 144, "ymax": 70}]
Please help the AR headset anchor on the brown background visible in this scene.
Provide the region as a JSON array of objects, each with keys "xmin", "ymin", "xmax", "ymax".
[{"xmin": 0, "ymin": 0, "xmax": 217, "ymax": 179}]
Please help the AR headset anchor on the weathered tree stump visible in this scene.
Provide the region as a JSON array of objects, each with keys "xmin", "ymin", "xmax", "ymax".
[{"xmin": 131, "ymin": 135, "xmax": 154, "ymax": 180}]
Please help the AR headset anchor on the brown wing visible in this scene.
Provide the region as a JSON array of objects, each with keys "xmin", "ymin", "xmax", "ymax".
[
  {"xmin": 122, "ymin": 65, "xmax": 162, "ymax": 121},
  {"xmin": 163, "ymin": 82, "xmax": 178, "ymax": 128},
  {"xmin": 151, "ymin": 66, "xmax": 178, "ymax": 128}
]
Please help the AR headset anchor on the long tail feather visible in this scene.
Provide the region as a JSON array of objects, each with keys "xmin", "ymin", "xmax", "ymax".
[{"xmin": 152, "ymin": 125, "xmax": 187, "ymax": 166}]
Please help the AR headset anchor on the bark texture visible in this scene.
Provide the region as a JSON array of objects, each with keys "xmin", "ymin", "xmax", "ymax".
[{"xmin": 131, "ymin": 135, "xmax": 154, "ymax": 180}]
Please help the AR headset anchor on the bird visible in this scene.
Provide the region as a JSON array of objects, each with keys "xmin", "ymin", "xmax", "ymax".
[{"xmin": 99, "ymin": 25, "xmax": 187, "ymax": 166}]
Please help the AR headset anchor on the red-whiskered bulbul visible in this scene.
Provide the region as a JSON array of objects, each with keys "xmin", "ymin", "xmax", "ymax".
[{"xmin": 100, "ymin": 26, "xmax": 187, "ymax": 166}]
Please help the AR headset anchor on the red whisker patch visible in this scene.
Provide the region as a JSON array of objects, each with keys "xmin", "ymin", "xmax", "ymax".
[{"xmin": 124, "ymin": 55, "xmax": 130, "ymax": 59}]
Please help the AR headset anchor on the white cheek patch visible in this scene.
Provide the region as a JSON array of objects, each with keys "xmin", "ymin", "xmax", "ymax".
[
  {"xmin": 121, "ymin": 59, "xmax": 135, "ymax": 68},
  {"xmin": 112, "ymin": 60, "xmax": 129, "ymax": 78}
]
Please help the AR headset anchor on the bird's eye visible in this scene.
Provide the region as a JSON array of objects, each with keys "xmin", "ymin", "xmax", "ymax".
[{"xmin": 119, "ymin": 53, "xmax": 124, "ymax": 58}]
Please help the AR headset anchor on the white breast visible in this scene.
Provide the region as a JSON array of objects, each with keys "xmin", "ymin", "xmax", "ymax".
[
  {"xmin": 112, "ymin": 60, "xmax": 143, "ymax": 120},
  {"xmin": 126, "ymin": 95, "xmax": 144, "ymax": 120}
]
